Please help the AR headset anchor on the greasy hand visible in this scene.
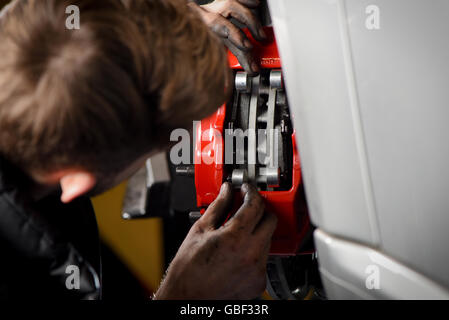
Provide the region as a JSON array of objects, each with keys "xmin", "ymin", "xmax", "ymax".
[
  {"xmin": 154, "ymin": 183, "xmax": 277, "ymax": 300},
  {"xmin": 188, "ymin": 0, "xmax": 266, "ymax": 76}
]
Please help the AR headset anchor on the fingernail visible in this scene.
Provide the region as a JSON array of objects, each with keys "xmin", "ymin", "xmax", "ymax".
[
  {"xmin": 244, "ymin": 39, "xmax": 253, "ymax": 49},
  {"xmin": 220, "ymin": 182, "xmax": 229, "ymax": 193}
]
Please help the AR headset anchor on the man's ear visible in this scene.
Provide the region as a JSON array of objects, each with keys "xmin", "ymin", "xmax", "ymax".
[{"xmin": 60, "ymin": 171, "xmax": 97, "ymax": 203}]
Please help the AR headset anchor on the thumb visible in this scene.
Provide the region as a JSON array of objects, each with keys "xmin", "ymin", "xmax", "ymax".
[{"xmin": 199, "ymin": 182, "xmax": 233, "ymax": 229}]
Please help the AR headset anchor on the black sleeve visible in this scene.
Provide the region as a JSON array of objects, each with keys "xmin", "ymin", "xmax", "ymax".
[{"xmin": 0, "ymin": 190, "xmax": 101, "ymax": 300}]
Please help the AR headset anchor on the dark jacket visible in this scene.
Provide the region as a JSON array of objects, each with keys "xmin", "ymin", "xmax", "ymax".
[{"xmin": 0, "ymin": 156, "xmax": 101, "ymax": 300}]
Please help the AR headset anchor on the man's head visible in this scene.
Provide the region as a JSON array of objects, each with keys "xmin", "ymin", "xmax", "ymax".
[{"xmin": 0, "ymin": 0, "xmax": 230, "ymax": 201}]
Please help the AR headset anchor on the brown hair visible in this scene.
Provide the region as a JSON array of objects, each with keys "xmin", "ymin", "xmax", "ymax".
[{"xmin": 0, "ymin": 0, "xmax": 230, "ymax": 176}]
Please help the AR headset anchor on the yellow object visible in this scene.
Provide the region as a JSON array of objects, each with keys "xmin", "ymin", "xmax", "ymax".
[
  {"xmin": 91, "ymin": 182, "xmax": 164, "ymax": 293},
  {"xmin": 261, "ymin": 290, "xmax": 274, "ymax": 300}
]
